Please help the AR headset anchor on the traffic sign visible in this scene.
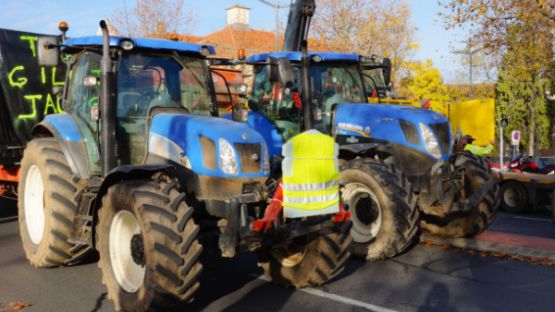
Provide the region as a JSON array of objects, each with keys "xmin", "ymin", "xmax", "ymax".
[{"xmin": 511, "ymin": 130, "xmax": 521, "ymax": 145}]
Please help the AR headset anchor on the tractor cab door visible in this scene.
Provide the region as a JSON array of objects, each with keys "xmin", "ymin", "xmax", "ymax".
[{"xmin": 64, "ymin": 52, "xmax": 102, "ymax": 174}]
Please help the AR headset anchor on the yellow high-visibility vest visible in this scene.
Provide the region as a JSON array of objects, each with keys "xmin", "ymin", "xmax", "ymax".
[
  {"xmin": 464, "ymin": 143, "xmax": 494, "ymax": 156},
  {"xmin": 282, "ymin": 130, "xmax": 340, "ymax": 218}
]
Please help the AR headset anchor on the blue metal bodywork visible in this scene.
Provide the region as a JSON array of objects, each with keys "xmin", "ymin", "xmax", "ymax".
[
  {"xmin": 63, "ymin": 36, "xmax": 215, "ymax": 55},
  {"xmin": 42, "ymin": 114, "xmax": 82, "ymax": 142},
  {"xmin": 244, "ymin": 53, "xmax": 453, "ymax": 162},
  {"xmin": 224, "ymin": 112, "xmax": 283, "ymax": 158},
  {"xmin": 149, "ymin": 113, "xmax": 268, "ymax": 178},
  {"xmin": 41, "ymin": 112, "xmax": 268, "ymax": 179},
  {"xmin": 247, "ymin": 52, "xmax": 359, "ymax": 63},
  {"xmin": 334, "ymin": 103, "xmax": 451, "ymax": 161}
]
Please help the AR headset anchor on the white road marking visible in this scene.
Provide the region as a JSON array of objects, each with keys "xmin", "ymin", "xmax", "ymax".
[
  {"xmin": 254, "ymin": 274, "xmax": 398, "ymax": 312},
  {"xmin": 299, "ymin": 287, "xmax": 398, "ymax": 312},
  {"xmin": 509, "ymin": 215, "xmax": 553, "ymax": 223}
]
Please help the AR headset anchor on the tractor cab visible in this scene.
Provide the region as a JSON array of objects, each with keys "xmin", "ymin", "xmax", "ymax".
[
  {"xmin": 246, "ymin": 52, "xmax": 366, "ymax": 151},
  {"xmin": 42, "ymin": 36, "xmax": 218, "ymax": 172}
]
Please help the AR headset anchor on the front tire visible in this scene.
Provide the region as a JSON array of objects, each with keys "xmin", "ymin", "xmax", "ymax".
[
  {"xmin": 421, "ymin": 153, "xmax": 500, "ymax": 237},
  {"xmin": 340, "ymin": 158, "xmax": 419, "ymax": 261},
  {"xmin": 97, "ymin": 175, "xmax": 202, "ymax": 311},
  {"xmin": 260, "ymin": 222, "xmax": 351, "ymax": 288},
  {"xmin": 18, "ymin": 138, "xmax": 89, "ymax": 267}
]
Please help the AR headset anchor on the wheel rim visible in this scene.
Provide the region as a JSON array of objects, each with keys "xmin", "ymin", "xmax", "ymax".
[
  {"xmin": 24, "ymin": 165, "xmax": 45, "ymax": 244},
  {"xmin": 272, "ymin": 237, "xmax": 309, "ymax": 268},
  {"xmin": 342, "ymin": 182, "xmax": 382, "ymax": 243},
  {"xmin": 504, "ymin": 186, "xmax": 522, "ymax": 208},
  {"xmin": 109, "ymin": 210, "xmax": 145, "ymax": 293}
]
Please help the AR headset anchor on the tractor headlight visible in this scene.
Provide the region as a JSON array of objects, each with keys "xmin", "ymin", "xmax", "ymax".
[
  {"xmin": 419, "ymin": 123, "xmax": 441, "ymax": 159},
  {"xmin": 263, "ymin": 144, "xmax": 270, "ymax": 174},
  {"xmin": 219, "ymin": 138, "xmax": 238, "ymax": 175}
]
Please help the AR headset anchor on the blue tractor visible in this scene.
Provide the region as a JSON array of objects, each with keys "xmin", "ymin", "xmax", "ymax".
[
  {"xmin": 18, "ymin": 21, "xmax": 350, "ymax": 311},
  {"xmin": 237, "ymin": 51, "xmax": 499, "ymax": 262}
]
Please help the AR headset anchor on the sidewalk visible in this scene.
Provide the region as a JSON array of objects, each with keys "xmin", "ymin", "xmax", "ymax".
[{"xmin": 421, "ymin": 212, "xmax": 555, "ymax": 263}]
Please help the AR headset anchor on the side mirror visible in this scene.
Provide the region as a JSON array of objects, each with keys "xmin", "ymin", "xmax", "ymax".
[
  {"xmin": 266, "ymin": 57, "xmax": 280, "ymax": 82},
  {"xmin": 276, "ymin": 57, "xmax": 295, "ymax": 88},
  {"xmin": 232, "ymin": 84, "xmax": 249, "ymax": 122},
  {"xmin": 37, "ymin": 36, "xmax": 60, "ymax": 67},
  {"xmin": 382, "ymin": 57, "xmax": 392, "ymax": 88}
]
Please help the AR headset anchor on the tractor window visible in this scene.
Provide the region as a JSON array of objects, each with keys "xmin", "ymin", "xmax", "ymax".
[
  {"xmin": 66, "ymin": 52, "xmax": 101, "ymax": 125},
  {"xmin": 309, "ymin": 63, "xmax": 365, "ymax": 133},
  {"xmin": 249, "ymin": 65, "xmax": 300, "ymax": 141},
  {"xmin": 116, "ymin": 54, "xmax": 213, "ymax": 118},
  {"xmin": 361, "ymin": 68, "xmax": 386, "ymax": 99},
  {"xmin": 116, "ymin": 53, "xmax": 213, "ymax": 165}
]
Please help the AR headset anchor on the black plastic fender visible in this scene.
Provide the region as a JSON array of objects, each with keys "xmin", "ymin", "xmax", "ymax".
[
  {"xmin": 338, "ymin": 142, "xmax": 393, "ymax": 159},
  {"xmin": 95, "ymin": 164, "xmax": 175, "ymax": 206}
]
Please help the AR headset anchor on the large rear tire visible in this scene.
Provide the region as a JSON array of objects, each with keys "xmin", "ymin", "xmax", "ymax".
[
  {"xmin": 97, "ymin": 175, "xmax": 202, "ymax": 311},
  {"xmin": 421, "ymin": 152, "xmax": 499, "ymax": 237},
  {"xmin": 18, "ymin": 138, "xmax": 89, "ymax": 268},
  {"xmin": 340, "ymin": 158, "xmax": 419, "ymax": 261},
  {"xmin": 259, "ymin": 221, "xmax": 351, "ymax": 288}
]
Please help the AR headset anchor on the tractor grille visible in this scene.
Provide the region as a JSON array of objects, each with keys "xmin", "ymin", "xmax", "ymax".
[
  {"xmin": 234, "ymin": 143, "xmax": 262, "ymax": 173},
  {"xmin": 429, "ymin": 122, "xmax": 451, "ymax": 155}
]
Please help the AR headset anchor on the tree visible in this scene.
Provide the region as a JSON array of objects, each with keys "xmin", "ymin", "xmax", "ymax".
[
  {"xmin": 311, "ymin": 0, "xmax": 417, "ymax": 84},
  {"xmin": 113, "ymin": 0, "xmax": 196, "ymax": 38},
  {"xmin": 397, "ymin": 59, "xmax": 450, "ymax": 114},
  {"xmin": 495, "ymin": 46, "xmax": 553, "ymax": 154},
  {"xmin": 441, "ymin": 0, "xmax": 555, "ymax": 154}
]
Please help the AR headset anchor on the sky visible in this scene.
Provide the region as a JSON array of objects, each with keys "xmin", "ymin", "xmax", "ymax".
[{"xmin": 0, "ymin": 0, "xmax": 471, "ymax": 83}]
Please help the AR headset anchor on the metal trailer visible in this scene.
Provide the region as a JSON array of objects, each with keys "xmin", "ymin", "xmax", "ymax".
[{"xmin": 498, "ymin": 171, "xmax": 555, "ymax": 213}]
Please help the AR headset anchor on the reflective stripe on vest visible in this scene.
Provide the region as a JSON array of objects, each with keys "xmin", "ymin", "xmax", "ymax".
[
  {"xmin": 283, "ymin": 192, "xmax": 339, "ymax": 204},
  {"xmin": 281, "ymin": 130, "xmax": 340, "ymax": 218},
  {"xmin": 281, "ymin": 180, "xmax": 339, "ymax": 191}
]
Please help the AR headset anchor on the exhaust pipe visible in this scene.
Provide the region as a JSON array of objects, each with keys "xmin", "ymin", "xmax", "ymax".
[{"xmin": 99, "ymin": 20, "xmax": 116, "ymax": 175}]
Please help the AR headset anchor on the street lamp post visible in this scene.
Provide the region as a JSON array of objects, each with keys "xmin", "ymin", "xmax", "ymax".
[
  {"xmin": 499, "ymin": 117, "xmax": 508, "ymax": 169},
  {"xmin": 258, "ymin": 0, "xmax": 290, "ymax": 52},
  {"xmin": 453, "ymin": 45, "xmax": 484, "ymax": 98},
  {"xmin": 467, "ymin": 47, "xmax": 483, "ymax": 98}
]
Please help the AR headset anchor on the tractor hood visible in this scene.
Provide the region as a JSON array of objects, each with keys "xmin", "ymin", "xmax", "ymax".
[
  {"xmin": 334, "ymin": 103, "xmax": 452, "ymax": 161},
  {"xmin": 148, "ymin": 113, "xmax": 269, "ymax": 178}
]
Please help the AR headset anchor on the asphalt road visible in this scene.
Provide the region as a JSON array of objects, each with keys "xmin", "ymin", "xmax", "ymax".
[{"xmin": 1, "ymin": 198, "xmax": 555, "ymax": 312}]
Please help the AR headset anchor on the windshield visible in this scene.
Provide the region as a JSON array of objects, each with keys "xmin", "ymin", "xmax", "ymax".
[
  {"xmin": 117, "ymin": 53, "xmax": 213, "ymax": 117},
  {"xmin": 249, "ymin": 62, "xmax": 365, "ymax": 136},
  {"xmin": 361, "ymin": 68, "xmax": 387, "ymax": 98}
]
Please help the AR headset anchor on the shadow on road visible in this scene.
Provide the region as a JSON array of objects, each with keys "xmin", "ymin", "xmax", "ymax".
[{"xmin": 0, "ymin": 197, "xmax": 17, "ymax": 222}]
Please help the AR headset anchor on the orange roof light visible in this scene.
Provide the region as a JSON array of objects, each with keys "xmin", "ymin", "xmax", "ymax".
[
  {"xmin": 169, "ymin": 33, "xmax": 179, "ymax": 41},
  {"xmin": 58, "ymin": 21, "xmax": 69, "ymax": 32},
  {"xmin": 237, "ymin": 48, "xmax": 246, "ymax": 60}
]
